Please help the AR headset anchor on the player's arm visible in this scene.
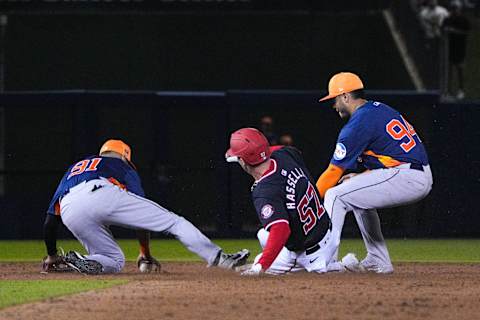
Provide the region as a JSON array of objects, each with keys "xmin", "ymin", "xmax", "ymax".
[
  {"xmin": 136, "ymin": 229, "xmax": 152, "ymax": 258},
  {"xmin": 136, "ymin": 229, "xmax": 160, "ymax": 271},
  {"xmin": 257, "ymin": 221, "xmax": 291, "ymax": 271},
  {"xmin": 316, "ymin": 164, "xmax": 345, "ymax": 198},
  {"xmin": 43, "ymin": 214, "xmax": 61, "ymax": 257},
  {"xmin": 43, "ymin": 173, "xmax": 69, "ymax": 262},
  {"xmin": 317, "ymin": 120, "xmax": 372, "ymax": 198},
  {"xmin": 42, "ymin": 213, "xmax": 68, "ymax": 272},
  {"xmin": 242, "ymin": 220, "xmax": 290, "ymax": 276},
  {"xmin": 248, "ymin": 197, "xmax": 291, "ymax": 273}
]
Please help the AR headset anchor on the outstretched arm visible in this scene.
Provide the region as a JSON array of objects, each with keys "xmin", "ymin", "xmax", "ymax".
[
  {"xmin": 136, "ymin": 230, "xmax": 160, "ymax": 273},
  {"xmin": 42, "ymin": 214, "xmax": 68, "ymax": 272},
  {"xmin": 136, "ymin": 229, "xmax": 152, "ymax": 258},
  {"xmin": 44, "ymin": 214, "xmax": 61, "ymax": 257}
]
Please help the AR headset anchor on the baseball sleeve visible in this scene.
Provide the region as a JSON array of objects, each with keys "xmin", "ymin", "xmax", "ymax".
[
  {"xmin": 253, "ymin": 196, "xmax": 289, "ymax": 231},
  {"xmin": 43, "ymin": 214, "xmax": 61, "ymax": 256},
  {"xmin": 330, "ymin": 115, "xmax": 372, "ymax": 170},
  {"xmin": 257, "ymin": 222, "xmax": 291, "ymax": 270}
]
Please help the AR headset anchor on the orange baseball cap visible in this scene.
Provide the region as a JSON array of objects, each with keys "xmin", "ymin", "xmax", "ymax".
[
  {"xmin": 100, "ymin": 139, "xmax": 136, "ymax": 169},
  {"xmin": 318, "ymin": 72, "xmax": 364, "ymax": 102}
]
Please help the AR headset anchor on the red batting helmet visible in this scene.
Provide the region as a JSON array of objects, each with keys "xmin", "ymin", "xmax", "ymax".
[{"xmin": 225, "ymin": 128, "xmax": 271, "ymax": 166}]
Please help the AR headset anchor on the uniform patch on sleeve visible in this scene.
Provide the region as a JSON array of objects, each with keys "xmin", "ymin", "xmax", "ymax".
[
  {"xmin": 261, "ymin": 204, "xmax": 274, "ymax": 219},
  {"xmin": 333, "ymin": 143, "xmax": 347, "ymax": 160}
]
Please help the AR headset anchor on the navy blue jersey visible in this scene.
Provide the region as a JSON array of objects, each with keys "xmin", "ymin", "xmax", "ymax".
[
  {"xmin": 331, "ymin": 101, "xmax": 429, "ymax": 171},
  {"xmin": 47, "ymin": 155, "xmax": 144, "ymax": 215},
  {"xmin": 252, "ymin": 147, "xmax": 330, "ymax": 252}
]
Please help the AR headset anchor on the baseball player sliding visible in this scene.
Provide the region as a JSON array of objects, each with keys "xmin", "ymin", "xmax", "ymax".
[
  {"xmin": 42, "ymin": 139, "xmax": 249, "ymax": 274},
  {"xmin": 316, "ymin": 72, "xmax": 433, "ymax": 273},
  {"xmin": 225, "ymin": 128, "xmax": 360, "ymax": 275}
]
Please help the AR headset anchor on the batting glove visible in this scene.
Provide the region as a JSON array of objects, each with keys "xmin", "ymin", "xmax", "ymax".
[{"xmin": 240, "ymin": 263, "xmax": 263, "ymax": 276}]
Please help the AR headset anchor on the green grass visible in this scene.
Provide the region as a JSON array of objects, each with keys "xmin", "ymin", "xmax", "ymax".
[
  {"xmin": 0, "ymin": 239, "xmax": 478, "ymax": 310},
  {"xmin": 1, "ymin": 239, "xmax": 479, "ymax": 263},
  {"xmin": 339, "ymin": 239, "xmax": 480, "ymax": 263},
  {"xmin": 0, "ymin": 280, "xmax": 126, "ymax": 309},
  {"xmin": 0, "ymin": 239, "xmax": 262, "ymax": 262}
]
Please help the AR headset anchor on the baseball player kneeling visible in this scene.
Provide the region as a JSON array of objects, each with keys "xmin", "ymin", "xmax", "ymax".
[
  {"xmin": 42, "ymin": 139, "xmax": 249, "ymax": 274},
  {"xmin": 225, "ymin": 128, "xmax": 360, "ymax": 276}
]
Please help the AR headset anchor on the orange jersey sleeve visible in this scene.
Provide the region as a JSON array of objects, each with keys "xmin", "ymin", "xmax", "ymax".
[{"xmin": 316, "ymin": 164, "xmax": 345, "ymax": 198}]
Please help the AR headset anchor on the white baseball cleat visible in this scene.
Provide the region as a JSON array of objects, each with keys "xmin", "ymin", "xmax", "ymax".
[
  {"xmin": 340, "ymin": 253, "xmax": 363, "ymax": 272},
  {"xmin": 360, "ymin": 258, "xmax": 394, "ymax": 274},
  {"xmin": 64, "ymin": 251, "xmax": 103, "ymax": 275},
  {"xmin": 214, "ymin": 249, "xmax": 250, "ymax": 270}
]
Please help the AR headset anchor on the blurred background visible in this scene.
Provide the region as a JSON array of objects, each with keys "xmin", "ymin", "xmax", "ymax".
[{"xmin": 0, "ymin": 0, "xmax": 478, "ymax": 240}]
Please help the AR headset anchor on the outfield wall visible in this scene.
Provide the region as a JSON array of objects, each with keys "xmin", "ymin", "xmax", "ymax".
[
  {"xmin": 0, "ymin": 90, "xmax": 478, "ymax": 239},
  {"xmin": 2, "ymin": 10, "xmax": 411, "ymax": 91}
]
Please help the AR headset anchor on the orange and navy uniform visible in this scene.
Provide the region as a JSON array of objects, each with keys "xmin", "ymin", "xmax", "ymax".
[
  {"xmin": 47, "ymin": 155, "xmax": 144, "ymax": 215},
  {"xmin": 317, "ymin": 101, "xmax": 429, "ymax": 197}
]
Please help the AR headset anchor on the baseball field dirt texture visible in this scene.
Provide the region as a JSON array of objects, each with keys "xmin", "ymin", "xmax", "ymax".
[{"xmin": 1, "ymin": 239, "xmax": 479, "ymax": 320}]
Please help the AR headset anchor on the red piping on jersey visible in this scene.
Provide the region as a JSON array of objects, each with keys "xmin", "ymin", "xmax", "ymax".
[
  {"xmin": 256, "ymin": 159, "xmax": 277, "ymax": 183},
  {"xmin": 265, "ymin": 219, "xmax": 289, "ymax": 231},
  {"xmin": 269, "ymin": 145, "xmax": 284, "ymax": 153}
]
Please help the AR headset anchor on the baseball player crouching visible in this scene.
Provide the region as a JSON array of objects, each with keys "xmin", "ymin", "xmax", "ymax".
[
  {"xmin": 42, "ymin": 139, "xmax": 249, "ymax": 274},
  {"xmin": 225, "ymin": 128, "xmax": 360, "ymax": 276},
  {"xmin": 316, "ymin": 72, "xmax": 433, "ymax": 274}
]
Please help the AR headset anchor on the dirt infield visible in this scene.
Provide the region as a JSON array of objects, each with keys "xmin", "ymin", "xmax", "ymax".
[{"xmin": 1, "ymin": 262, "xmax": 480, "ymax": 320}]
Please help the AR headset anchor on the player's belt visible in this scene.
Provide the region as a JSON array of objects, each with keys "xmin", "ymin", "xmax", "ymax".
[
  {"xmin": 305, "ymin": 244, "xmax": 320, "ymax": 255},
  {"xmin": 409, "ymin": 163, "xmax": 424, "ymax": 172},
  {"xmin": 305, "ymin": 229, "xmax": 331, "ymax": 255}
]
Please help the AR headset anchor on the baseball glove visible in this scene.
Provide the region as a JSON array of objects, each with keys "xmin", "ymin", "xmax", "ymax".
[
  {"xmin": 137, "ymin": 255, "xmax": 161, "ymax": 273},
  {"xmin": 41, "ymin": 254, "xmax": 75, "ymax": 273}
]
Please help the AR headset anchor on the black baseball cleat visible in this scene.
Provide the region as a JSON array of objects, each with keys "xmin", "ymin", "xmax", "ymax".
[
  {"xmin": 214, "ymin": 249, "xmax": 250, "ymax": 269},
  {"xmin": 64, "ymin": 251, "xmax": 104, "ymax": 275}
]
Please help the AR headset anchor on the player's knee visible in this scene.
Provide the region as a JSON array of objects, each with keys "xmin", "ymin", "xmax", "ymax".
[
  {"xmin": 113, "ymin": 251, "xmax": 125, "ymax": 273},
  {"xmin": 253, "ymin": 253, "xmax": 263, "ymax": 265},
  {"xmin": 331, "ymin": 235, "xmax": 341, "ymax": 248},
  {"xmin": 257, "ymin": 228, "xmax": 269, "ymax": 248},
  {"xmin": 323, "ymin": 188, "xmax": 339, "ymax": 216},
  {"xmin": 324, "ymin": 187, "xmax": 340, "ymax": 202},
  {"xmin": 170, "ymin": 214, "xmax": 188, "ymax": 230}
]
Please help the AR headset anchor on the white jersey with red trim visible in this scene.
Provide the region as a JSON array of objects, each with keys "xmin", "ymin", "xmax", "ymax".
[{"xmin": 252, "ymin": 147, "xmax": 330, "ymax": 252}]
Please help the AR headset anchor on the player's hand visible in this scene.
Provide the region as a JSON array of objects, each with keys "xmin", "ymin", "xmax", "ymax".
[
  {"xmin": 137, "ymin": 254, "xmax": 161, "ymax": 273},
  {"xmin": 41, "ymin": 254, "xmax": 72, "ymax": 273},
  {"xmin": 240, "ymin": 263, "xmax": 263, "ymax": 276},
  {"xmin": 338, "ymin": 173, "xmax": 357, "ymax": 184}
]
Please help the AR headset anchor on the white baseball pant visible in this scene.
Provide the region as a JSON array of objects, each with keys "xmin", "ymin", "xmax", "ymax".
[
  {"xmin": 60, "ymin": 178, "xmax": 221, "ymax": 273},
  {"xmin": 253, "ymin": 227, "xmax": 344, "ymax": 275},
  {"xmin": 323, "ymin": 164, "xmax": 433, "ymax": 268}
]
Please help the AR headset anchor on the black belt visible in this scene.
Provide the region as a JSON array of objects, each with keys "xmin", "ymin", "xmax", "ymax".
[
  {"xmin": 305, "ymin": 244, "xmax": 320, "ymax": 255},
  {"xmin": 410, "ymin": 163, "xmax": 424, "ymax": 172}
]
